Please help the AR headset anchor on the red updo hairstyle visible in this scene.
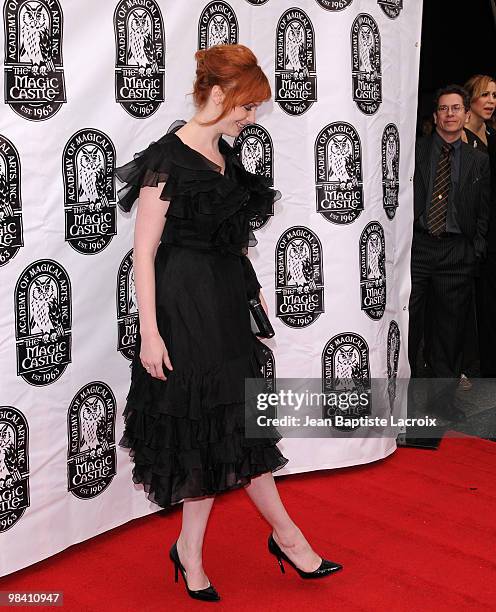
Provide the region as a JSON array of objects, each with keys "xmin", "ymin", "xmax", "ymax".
[{"xmin": 193, "ymin": 44, "xmax": 271, "ymax": 125}]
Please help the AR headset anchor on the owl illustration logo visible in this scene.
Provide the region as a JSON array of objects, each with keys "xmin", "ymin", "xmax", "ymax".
[
  {"xmin": 207, "ymin": 15, "xmax": 229, "ymax": 47},
  {"xmin": 275, "ymin": 8, "xmax": 316, "ymax": 116},
  {"xmin": 77, "ymin": 146, "xmax": 108, "ymax": 211},
  {"xmin": 334, "ymin": 345, "xmax": 361, "ymax": 391},
  {"xmin": 29, "ymin": 276, "xmax": 64, "ymax": 343},
  {"xmin": 117, "ymin": 249, "xmax": 139, "ymax": 359},
  {"xmin": 315, "ymin": 122, "xmax": 364, "ymax": 225},
  {"xmin": 379, "ymin": 0, "xmax": 403, "ymax": 19},
  {"xmin": 351, "ymin": 15, "xmax": 382, "ymax": 115},
  {"xmin": 327, "ymin": 136, "xmax": 356, "ymax": 185},
  {"xmin": 128, "ymin": 267, "xmax": 137, "ymax": 313},
  {"xmin": 0, "ymin": 158, "xmax": 14, "ymax": 221},
  {"xmin": 241, "ymin": 138, "xmax": 264, "ymax": 174},
  {"xmin": 387, "ymin": 321, "xmax": 400, "ymax": 408},
  {"xmin": 79, "ymin": 397, "xmax": 108, "ymax": 457},
  {"xmin": 287, "ymin": 239, "xmax": 316, "ymax": 293},
  {"xmin": 360, "ymin": 223, "xmax": 386, "ymax": 319},
  {"xmin": 385, "ymin": 134, "xmax": 398, "ymax": 180},
  {"xmin": 366, "ymin": 232, "xmax": 384, "ymax": 280},
  {"xmin": 358, "ymin": 25, "xmax": 375, "ymax": 73},
  {"xmin": 19, "ymin": 1, "xmax": 54, "ymax": 75},
  {"xmin": 67, "ymin": 383, "xmax": 116, "ymax": 498},
  {"xmin": 233, "ymin": 125, "xmax": 274, "ymax": 230},
  {"xmin": 0, "ymin": 423, "xmax": 20, "ymax": 489},
  {"xmin": 285, "ymin": 20, "xmax": 307, "ymax": 75},
  {"xmin": 128, "ymin": 9, "xmax": 158, "ymax": 75},
  {"xmin": 388, "ymin": 333, "xmax": 399, "ymax": 380},
  {"xmin": 276, "ymin": 227, "xmax": 323, "ymax": 327}
]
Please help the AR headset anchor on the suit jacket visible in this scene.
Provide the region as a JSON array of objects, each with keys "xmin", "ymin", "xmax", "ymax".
[{"xmin": 414, "ymin": 133, "xmax": 491, "ymax": 258}]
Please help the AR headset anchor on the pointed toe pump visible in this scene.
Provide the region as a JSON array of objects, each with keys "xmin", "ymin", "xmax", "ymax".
[
  {"xmin": 268, "ymin": 534, "xmax": 343, "ymax": 579},
  {"xmin": 169, "ymin": 541, "xmax": 220, "ymax": 602}
]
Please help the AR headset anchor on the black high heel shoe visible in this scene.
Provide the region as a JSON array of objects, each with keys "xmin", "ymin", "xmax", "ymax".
[
  {"xmin": 169, "ymin": 541, "xmax": 220, "ymax": 602},
  {"xmin": 268, "ymin": 533, "xmax": 343, "ymax": 579}
]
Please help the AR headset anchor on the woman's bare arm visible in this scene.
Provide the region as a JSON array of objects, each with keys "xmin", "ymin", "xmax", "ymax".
[{"xmin": 133, "ymin": 183, "xmax": 172, "ymax": 379}]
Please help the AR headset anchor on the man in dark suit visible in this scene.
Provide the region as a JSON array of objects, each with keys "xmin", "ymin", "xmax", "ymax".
[{"xmin": 409, "ymin": 85, "xmax": 490, "ymax": 420}]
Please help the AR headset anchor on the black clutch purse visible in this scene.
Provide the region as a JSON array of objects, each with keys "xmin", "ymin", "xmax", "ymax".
[{"xmin": 248, "ymin": 298, "xmax": 275, "ymax": 339}]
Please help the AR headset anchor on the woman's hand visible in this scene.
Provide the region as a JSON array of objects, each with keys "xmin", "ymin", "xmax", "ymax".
[
  {"xmin": 140, "ymin": 331, "xmax": 173, "ymax": 381},
  {"xmin": 259, "ymin": 290, "xmax": 268, "ymax": 316}
]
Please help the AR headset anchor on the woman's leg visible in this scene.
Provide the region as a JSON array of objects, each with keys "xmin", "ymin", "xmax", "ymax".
[
  {"xmin": 244, "ymin": 472, "xmax": 322, "ymax": 572},
  {"xmin": 176, "ymin": 495, "xmax": 215, "ymax": 590}
]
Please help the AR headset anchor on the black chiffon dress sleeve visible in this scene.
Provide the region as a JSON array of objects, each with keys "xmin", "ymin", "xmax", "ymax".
[{"xmin": 114, "ymin": 121, "xmax": 288, "ymax": 508}]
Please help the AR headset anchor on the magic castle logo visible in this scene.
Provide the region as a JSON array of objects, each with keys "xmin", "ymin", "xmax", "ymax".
[
  {"xmin": 0, "ymin": 134, "xmax": 23, "ymax": 266},
  {"xmin": 67, "ymin": 382, "xmax": 116, "ymax": 500},
  {"xmin": 4, "ymin": 0, "xmax": 66, "ymax": 120},
  {"xmin": 378, "ymin": 0, "xmax": 403, "ymax": 19},
  {"xmin": 0, "ymin": 406, "xmax": 29, "ymax": 533},
  {"xmin": 382, "ymin": 123, "xmax": 400, "ymax": 219},
  {"xmin": 63, "ymin": 129, "xmax": 117, "ymax": 255},
  {"xmin": 275, "ymin": 8, "xmax": 317, "ymax": 116},
  {"xmin": 116, "ymin": 249, "xmax": 138, "ymax": 361},
  {"xmin": 387, "ymin": 320, "xmax": 400, "ymax": 409},
  {"xmin": 198, "ymin": 1, "xmax": 238, "ymax": 49},
  {"xmin": 315, "ymin": 0, "xmax": 353, "ymax": 10},
  {"xmin": 275, "ymin": 226, "xmax": 324, "ymax": 328},
  {"xmin": 234, "ymin": 124, "xmax": 274, "ymax": 231},
  {"xmin": 351, "ymin": 13, "xmax": 382, "ymax": 115},
  {"xmin": 315, "ymin": 122, "xmax": 363, "ymax": 225},
  {"xmin": 359, "ymin": 222, "xmax": 386, "ymax": 321},
  {"xmin": 14, "ymin": 259, "xmax": 72, "ymax": 386},
  {"xmin": 114, "ymin": 0, "xmax": 165, "ymax": 118},
  {"xmin": 322, "ymin": 332, "xmax": 371, "ymax": 426}
]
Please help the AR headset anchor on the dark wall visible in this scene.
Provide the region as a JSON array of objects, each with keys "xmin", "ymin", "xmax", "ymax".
[{"xmin": 418, "ymin": 0, "xmax": 496, "ymax": 120}]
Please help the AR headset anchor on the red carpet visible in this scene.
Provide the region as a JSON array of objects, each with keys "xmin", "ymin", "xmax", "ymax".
[{"xmin": 1, "ymin": 434, "xmax": 495, "ymax": 612}]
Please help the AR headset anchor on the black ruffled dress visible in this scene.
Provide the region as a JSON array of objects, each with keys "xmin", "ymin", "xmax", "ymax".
[{"xmin": 115, "ymin": 121, "xmax": 289, "ymax": 508}]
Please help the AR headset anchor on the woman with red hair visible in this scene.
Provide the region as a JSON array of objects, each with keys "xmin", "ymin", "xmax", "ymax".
[{"xmin": 115, "ymin": 44, "xmax": 342, "ymax": 602}]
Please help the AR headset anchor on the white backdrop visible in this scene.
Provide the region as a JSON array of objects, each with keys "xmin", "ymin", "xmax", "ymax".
[{"xmin": 0, "ymin": 0, "xmax": 422, "ymax": 575}]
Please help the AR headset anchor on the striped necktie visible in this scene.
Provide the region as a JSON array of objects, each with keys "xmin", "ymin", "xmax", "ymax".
[{"xmin": 427, "ymin": 143, "xmax": 453, "ymax": 236}]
